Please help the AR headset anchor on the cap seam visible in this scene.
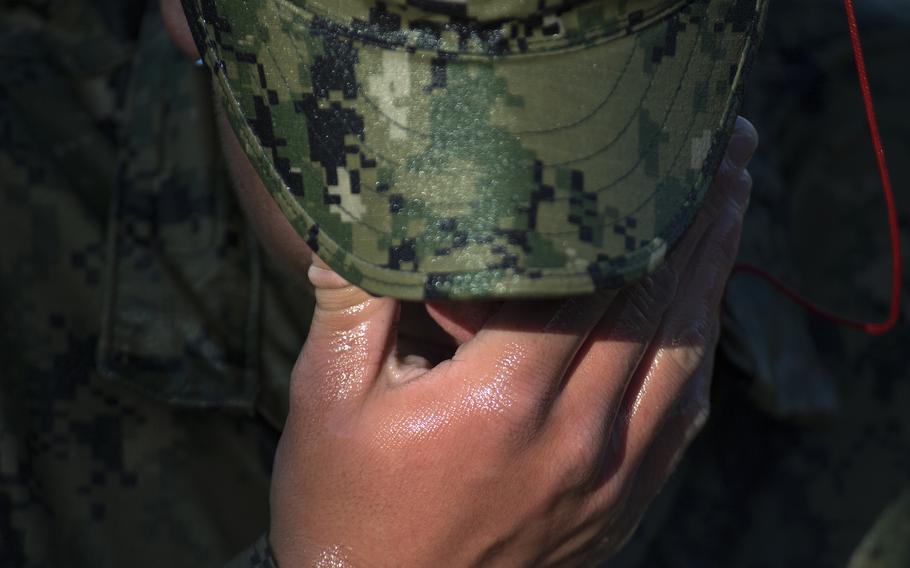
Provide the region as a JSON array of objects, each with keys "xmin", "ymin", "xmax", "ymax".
[{"xmin": 275, "ymin": 0, "xmax": 693, "ymax": 59}]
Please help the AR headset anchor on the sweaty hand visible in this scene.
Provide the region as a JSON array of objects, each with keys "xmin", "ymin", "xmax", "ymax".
[{"xmin": 269, "ymin": 117, "xmax": 759, "ymax": 567}]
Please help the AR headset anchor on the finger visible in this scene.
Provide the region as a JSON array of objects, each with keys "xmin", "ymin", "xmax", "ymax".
[
  {"xmin": 554, "ymin": 117, "xmax": 757, "ymax": 428},
  {"xmin": 666, "ymin": 116, "xmax": 758, "ymax": 276},
  {"xmin": 609, "ymin": 166, "xmax": 752, "ymax": 486},
  {"xmin": 621, "ymin": 347, "xmax": 714, "ymax": 526},
  {"xmin": 447, "ymin": 292, "xmax": 618, "ymax": 417},
  {"xmin": 587, "ymin": 351, "xmax": 715, "ymax": 558},
  {"xmin": 290, "ymin": 256, "xmax": 399, "ymax": 410},
  {"xmin": 424, "ymin": 301, "xmax": 503, "ymax": 345},
  {"xmin": 449, "ymin": 117, "xmax": 756, "ymax": 424},
  {"xmin": 159, "ymin": 0, "xmax": 200, "ymax": 59}
]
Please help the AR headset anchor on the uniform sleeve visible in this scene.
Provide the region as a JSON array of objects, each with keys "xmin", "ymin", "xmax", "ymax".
[{"xmin": 225, "ymin": 534, "xmax": 280, "ymax": 568}]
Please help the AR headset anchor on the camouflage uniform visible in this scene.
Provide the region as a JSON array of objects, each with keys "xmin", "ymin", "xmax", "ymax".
[
  {"xmin": 1, "ymin": 1, "xmax": 908, "ymax": 568},
  {"xmin": 0, "ymin": 1, "xmax": 283, "ymax": 565}
]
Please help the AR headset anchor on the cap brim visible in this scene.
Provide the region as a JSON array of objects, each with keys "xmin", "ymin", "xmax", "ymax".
[{"xmin": 184, "ymin": 0, "xmax": 767, "ymax": 300}]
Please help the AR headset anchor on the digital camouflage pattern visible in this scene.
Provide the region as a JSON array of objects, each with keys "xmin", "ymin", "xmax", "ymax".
[
  {"xmin": 0, "ymin": 1, "xmax": 281, "ymax": 566},
  {"xmin": 182, "ymin": 0, "xmax": 767, "ymax": 300},
  {"xmin": 1, "ymin": 0, "xmax": 909, "ymax": 567}
]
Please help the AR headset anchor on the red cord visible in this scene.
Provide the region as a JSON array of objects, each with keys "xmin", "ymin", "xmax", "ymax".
[{"xmin": 733, "ymin": 0, "xmax": 903, "ymax": 336}]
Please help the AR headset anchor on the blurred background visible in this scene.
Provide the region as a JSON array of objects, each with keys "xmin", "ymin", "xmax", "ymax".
[{"xmin": 614, "ymin": 1, "xmax": 910, "ymax": 566}]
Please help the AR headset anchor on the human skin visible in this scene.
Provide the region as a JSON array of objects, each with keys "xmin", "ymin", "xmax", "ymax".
[{"xmin": 161, "ymin": 1, "xmax": 759, "ymax": 565}]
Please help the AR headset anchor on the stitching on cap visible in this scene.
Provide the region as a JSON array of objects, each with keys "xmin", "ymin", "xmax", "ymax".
[{"xmin": 275, "ymin": 0, "xmax": 692, "ymax": 58}]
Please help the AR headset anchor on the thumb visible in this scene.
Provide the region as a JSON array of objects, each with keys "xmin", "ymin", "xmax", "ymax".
[{"xmin": 293, "ymin": 256, "xmax": 400, "ymax": 406}]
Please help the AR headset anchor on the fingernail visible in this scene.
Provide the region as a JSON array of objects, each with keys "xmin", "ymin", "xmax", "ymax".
[
  {"xmin": 307, "ymin": 255, "xmax": 349, "ymax": 288},
  {"xmin": 308, "ymin": 263, "xmax": 351, "ymax": 290}
]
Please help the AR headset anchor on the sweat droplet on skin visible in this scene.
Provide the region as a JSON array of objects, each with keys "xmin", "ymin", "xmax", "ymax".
[
  {"xmin": 323, "ymin": 321, "xmax": 371, "ymax": 402},
  {"xmin": 460, "ymin": 345, "xmax": 520, "ymax": 414},
  {"xmin": 313, "ymin": 545, "xmax": 356, "ymax": 568},
  {"xmin": 341, "ymin": 300, "xmax": 370, "ymax": 316},
  {"xmin": 375, "ymin": 344, "xmax": 522, "ymax": 449},
  {"xmin": 378, "ymin": 405, "xmax": 454, "ymax": 449}
]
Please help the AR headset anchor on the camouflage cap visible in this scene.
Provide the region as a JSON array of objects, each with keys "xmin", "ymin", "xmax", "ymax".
[{"xmin": 182, "ymin": 0, "xmax": 768, "ymax": 300}]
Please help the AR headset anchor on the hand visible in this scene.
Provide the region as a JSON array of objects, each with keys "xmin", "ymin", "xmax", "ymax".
[{"xmin": 269, "ymin": 118, "xmax": 759, "ymax": 567}]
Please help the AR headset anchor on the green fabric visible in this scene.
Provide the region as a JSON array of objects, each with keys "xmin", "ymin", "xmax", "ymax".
[
  {"xmin": 182, "ymin": 0, "xmax": 768, "ymax": 299},
  {"xmin": 0, "ymin": 2, "xmax": 279, "ymax": 565}
]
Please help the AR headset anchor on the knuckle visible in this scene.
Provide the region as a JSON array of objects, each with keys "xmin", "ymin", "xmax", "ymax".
[
  {"xmin": 724, "ymin": 182, "xmax": 746, "ymax": 223},
  {"xmin": 444, "ymin": 355, "xmax": 546, "ymax": 441},
  {"xmin": 556, "ymin": 424, "xmax": 604, "ymax": 489},
  {"xmin": 704, "ymin": 162, "xmax": 752, "ymax": 222},
  {"xmin": 640, "ymin": 263, "xmax": 680, "ymax": 307},
  {"xmin": 705, "ymin": 230, "xmax": 742, "ymax": 295},
  {"xmin": 664, "ymin": 312, "xmax": 716, "ymax": 378},
  {"xmin": 619, "ymin": 265, "xmax": 678, "ymax": 328},
  {"xmin": 502, "ymin": 389, "xmax": 549, "ymax": 441},
  {"xmin": 702, "ymin": 178, "xmax": 731, "ymax": 219},
  {"xmin": 464, "ymin": 379, "xmax": 545, "ymax": 448}
]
